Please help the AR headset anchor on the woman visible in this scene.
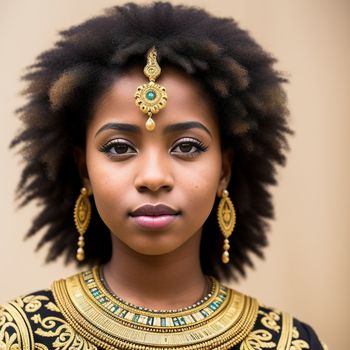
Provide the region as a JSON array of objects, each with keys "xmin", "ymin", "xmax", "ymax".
[{"xmin": 0, "ymin": 3, "xmax": 327, "ymax": 349}]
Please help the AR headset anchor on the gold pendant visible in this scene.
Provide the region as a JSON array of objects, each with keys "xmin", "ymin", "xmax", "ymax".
[
  {"xmin": 74, "ymin": 188, "xmax": 91, "ymax": 235},
  {"xmin": 217, "ymin": 190, "xmax": 236, "ymax": 239},
  {"xmin": 134, "ymin": 47, "xmax": 167, "ymax": 131},
  {"xmin": 217, "ymin": 190, "xmax": 236, "ymax": 264}
]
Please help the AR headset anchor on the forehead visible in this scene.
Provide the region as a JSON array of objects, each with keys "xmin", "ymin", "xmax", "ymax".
[{"xmin": 89, "ymin": 65, "xmax": 219, "ymax": 135}]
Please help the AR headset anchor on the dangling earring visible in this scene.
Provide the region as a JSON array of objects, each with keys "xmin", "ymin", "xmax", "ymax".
[
  {"xmin": 217, "ymin": 189, "xmax": 236, "ymax": 264},
  {"xmin": 74, "ymin": 187, "xmax": 91, "ymax": 261}
]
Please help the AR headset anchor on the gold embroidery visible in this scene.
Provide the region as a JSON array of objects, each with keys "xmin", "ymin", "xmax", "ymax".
[
  {"xmin": 2, "ymin": 293, "xmax": 97, "ymax": 350},
  {"xmin": 0, "ymin": 302, "xmax": 34, "ymax": 350},
  {"xmin": 290, "ymin": 326, "xmax": 310, "ymax": 350},
  {"xmin": 277, "ymin": 312, "xmax": 293, "ymax": 350},
  {"xmin": 45, "ymin": 302, "xmax": 60, "ymax": 313},
  {"xmin": 34, "ymin": 344, "xmax": 48, "ymax": 350},
  {"xmin": 22, "ymin": 296, "xmax": 49, "ymax": 314},
  {"xmin": 0, "ymin": 307, "xmax": 20, "ymax": 350},
  {"xmin": 238, "ymin": 306, "xmax": 282, "ymax": 350},
  {"xmin": 259, "ymin": 310, "xmax": 281, "ymax": 333},
  {"xmin": 0, "ymin": 332, "xmax": 20, "ymax": 350},
  {"xmin": 240, "ymin": 329, "xmax": 276, "ymax": 349},
  {"xmin": 32, "ymin": 314, "xmax": 97, "ymax": 350}
]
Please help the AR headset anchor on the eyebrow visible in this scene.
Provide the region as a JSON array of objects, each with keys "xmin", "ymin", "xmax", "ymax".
[
  {"xmin": 164, "ymin": 121, "xmax": 212, "ymax": 137},
  {"xmin": 95, "ymin": 123, "xmax": 141, "ymax": 137},
  {"xmin": 94, "ymin": 121, "xmax": 212, "ymax": 138}
]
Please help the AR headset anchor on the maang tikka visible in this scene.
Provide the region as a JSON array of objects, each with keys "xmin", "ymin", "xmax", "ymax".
[
  {"xmin": 135, "ymin": 47, "xmax": 168, "ymax": 131},
  {"xmin": 217, "ymin": 190, "xmax": 236, "ymax": 264}
]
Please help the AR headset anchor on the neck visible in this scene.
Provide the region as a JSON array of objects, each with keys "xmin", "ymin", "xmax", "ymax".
[{"xmin": 103, "ymin": 233, "xmax": 207, "ymax": 310}]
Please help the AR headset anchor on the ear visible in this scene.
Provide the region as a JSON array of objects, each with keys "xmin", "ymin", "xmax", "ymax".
[
  {"xmin": 73, "ymin": 147, "xmax": 92, "ymax": 194},
  {"xmin": 217, "ymin": 148, "xmax": 233, "ymax": 197}
]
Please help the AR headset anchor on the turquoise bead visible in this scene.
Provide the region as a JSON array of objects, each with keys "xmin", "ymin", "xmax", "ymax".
[{"xmin": 146, "ymin": 90, "xmax": 156, "ymax": 100}]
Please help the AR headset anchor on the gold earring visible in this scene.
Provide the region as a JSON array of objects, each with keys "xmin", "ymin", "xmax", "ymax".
[
  {"xmin": 217, "ymin": 189, "xmax": 236, "ymax": 264},
  {"xmin": 74, "ymin": 187, "xmax": 91, "ymax": 261}
]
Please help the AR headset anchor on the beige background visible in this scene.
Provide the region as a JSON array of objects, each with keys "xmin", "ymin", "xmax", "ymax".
[{"xmin": 1, "ymin": 0, "xmax": 349, "ymax": 348}]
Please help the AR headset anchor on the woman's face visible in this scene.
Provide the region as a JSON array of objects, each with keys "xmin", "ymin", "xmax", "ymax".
[{"xmin": 82, "ymin": 66, "xmax": 231, "ymax": 256}]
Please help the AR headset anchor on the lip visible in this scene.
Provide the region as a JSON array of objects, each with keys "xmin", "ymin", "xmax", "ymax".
[
  {"xmin": 129, "ymin": 204, "xmax": 180, "ymax": 230},
  {"xmin": 130, "ymin": 204, "xmax": 179, "ymax": 217}
]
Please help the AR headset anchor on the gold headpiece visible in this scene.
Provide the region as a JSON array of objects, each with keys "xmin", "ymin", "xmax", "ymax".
[{"xmin": 134, "ymin": 47, "xmax": 167, "ymax": 131}]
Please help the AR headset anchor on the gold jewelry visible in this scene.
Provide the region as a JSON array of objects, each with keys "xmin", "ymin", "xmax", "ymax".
[
  {"xmin": 99, "ymin": 266, "xmax": 215, "ymax": 313},
  {"xmin": 52, "ymin": 266, "xmax": 259, "ymax": 350},
  {"xmin": 74, "ymin": 187, "xmax": 91, "ymax": 261},
  {"xmin": 135, "ymin": 47, "xmax": 167, "ymax": 131},
  {"xmin": 217, "ymin": 189, "xmax": 236, "ymax": 264}
]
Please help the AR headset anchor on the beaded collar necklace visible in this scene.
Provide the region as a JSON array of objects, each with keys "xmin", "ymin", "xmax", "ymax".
[
  {"xmin": 98, "ymin": 266, "xmax": 215, "ymax": 314},
  {"xmin": 52, "ymin": 266, "xmax": 259, "ymax": 349}
]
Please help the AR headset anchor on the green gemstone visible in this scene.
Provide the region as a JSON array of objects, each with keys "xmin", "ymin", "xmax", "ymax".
[
  {"xmin": 133, "ymin": 314, "xmax": 141, "ymax": 322},
  {"xmin": 209, "ymin": 303, "xmax": 218, "ymax": 311},
  {"xmin": 120, "ymin": 310, "xmax": 128, "ymax": 318},
  {"xmin": 179, "ymin": 317, "xmax": 186, "ymax": 325},
  {"xmin": 146, "ymin": 317, "xmax": 154, "ymax": 326},
  {"xmin": 111, "ymin": 305, "xmax": 119, "ymax": 313},
  {"xmin": 200, "ymin": 310, "xmax": 209, "ymax": 317},
  {"xmin": 172, "ymin": 317, "xmax": 180, "ymax": 326},
  {"xmin": 92, "ymin": 290, "xmax": 100, "ymax": 297},
  {"xmin": 146, "ymin": 90, "xmax": 156, "ymax": 100}
]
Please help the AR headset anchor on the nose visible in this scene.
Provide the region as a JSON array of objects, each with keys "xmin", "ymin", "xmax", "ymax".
[{"xmin": 134, "ymin": 148, "xmax": 174, "ymax": 193}]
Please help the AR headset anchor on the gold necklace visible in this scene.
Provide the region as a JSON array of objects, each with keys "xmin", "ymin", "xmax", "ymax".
[
  {"xmin": 98, "ymin": 266, "xmax": 215, "ymax": 314},
  {"xmin": 52, "ymin": 266, "xmax": 258, "ymax": 350}
]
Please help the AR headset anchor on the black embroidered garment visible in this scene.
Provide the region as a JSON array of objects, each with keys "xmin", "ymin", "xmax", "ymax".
[{"xmin": 0, "ymin": 269, "xmax": 327, "ymax": 350}]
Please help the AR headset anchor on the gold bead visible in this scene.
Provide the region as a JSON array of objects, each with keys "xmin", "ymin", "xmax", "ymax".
[
  {"xmin": 145, "ymin": 117, "xmax": 156, "ymax": 131},
  {"xmin": 76, "ymin": 253, "xmax": 84, "ymax": 262},
  {"xmin": 222, "ymin": 251, "xmax": 230, "ymax": 264},
  {"xmin": 76, "ymin": 246, "xmax": 85, "ymax": 261}
]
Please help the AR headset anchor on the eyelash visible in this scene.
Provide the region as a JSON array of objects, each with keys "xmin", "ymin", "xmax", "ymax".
[
  {"xmin": 99, "ymin": 138, "xmax": 208, "ymax": 159},
  {"xmin": 171, "ymin": 138, "xmax": 208, "ymax": 158},
  {"xmin": 99, "ymin": 139, "xmax": 136, "ymax": 158}
]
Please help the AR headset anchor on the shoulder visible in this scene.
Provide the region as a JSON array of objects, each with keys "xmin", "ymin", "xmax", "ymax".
[
  {"xmin": 0, "ymin": 289, "xmax": 56, "ymax": 349},
  {"xmin": 0, "ymin": 288, "xmax": 96, "ymax": 350},
  {"xmin": 238, "ymin": 300, "xmax": 328, "ymax": 350}
]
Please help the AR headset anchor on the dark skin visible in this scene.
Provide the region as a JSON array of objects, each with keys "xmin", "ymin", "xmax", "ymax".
[{"xmin": 78, "ymin": 66, "xmax": 232, "ymax": 310}]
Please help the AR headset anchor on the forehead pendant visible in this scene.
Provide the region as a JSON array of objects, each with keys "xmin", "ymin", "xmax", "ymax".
[{"xmin": 134, "ymin": 47, "xmax": 167, "ymax": 131}]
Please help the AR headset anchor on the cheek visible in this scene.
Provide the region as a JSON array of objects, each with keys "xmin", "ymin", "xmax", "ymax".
[
  {"xmin": 85, "ymin": 149, "xmax": 130, "ymax": 225},
  {"xmin": 178, "ymin": 151, "xmax": 222, "ymax": 217}
]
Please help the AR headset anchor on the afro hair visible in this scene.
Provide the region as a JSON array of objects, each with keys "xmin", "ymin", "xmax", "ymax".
[{"xmin": 11, "ymin": 2, "xmax": 291, "ymax": 281}]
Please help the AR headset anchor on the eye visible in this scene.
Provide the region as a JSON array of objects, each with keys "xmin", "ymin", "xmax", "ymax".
[
  {"xmin": 99, "ymin": 139, "xmax": 137, "ymax": 158},
  {"xmin": 171, "ymin": 138, "xmax": 208, "ymax": 158}
]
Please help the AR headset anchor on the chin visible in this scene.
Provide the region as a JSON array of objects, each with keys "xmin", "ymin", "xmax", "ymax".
[
  {"xmin": 125, "ymin": 234, "xmax": 190, "ymax": 256},
  {"xmin": 130, "ymin": 243, "xmax": 181, "ymax": 256}
]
